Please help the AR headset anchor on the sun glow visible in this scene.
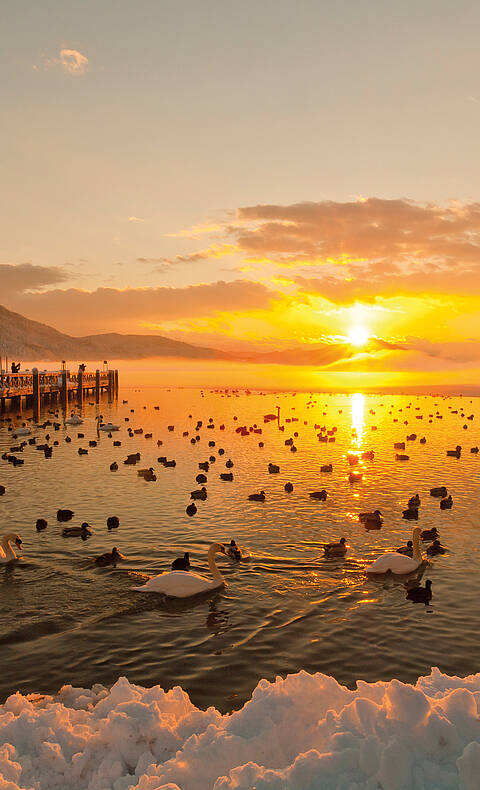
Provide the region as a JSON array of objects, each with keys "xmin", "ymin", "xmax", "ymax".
[{"xmin": 347, "ymin": 326, "xmax": 369, "ymax": 346}]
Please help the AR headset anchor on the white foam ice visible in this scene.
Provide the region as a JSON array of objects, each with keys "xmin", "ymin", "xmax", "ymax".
[{"xmin": 2, "ymin": 668, "xmax": 480, "ymax": 789}]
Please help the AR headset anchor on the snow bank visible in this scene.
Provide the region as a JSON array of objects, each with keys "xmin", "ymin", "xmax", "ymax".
[{"xmin": 2, "ymin": 668, "xmax": 480, "ymax": 790}]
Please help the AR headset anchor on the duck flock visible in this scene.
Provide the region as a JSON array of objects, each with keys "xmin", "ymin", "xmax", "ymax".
[{"xmin": 0, "ymin": 390, "xmax": 478, "ymax": 607}]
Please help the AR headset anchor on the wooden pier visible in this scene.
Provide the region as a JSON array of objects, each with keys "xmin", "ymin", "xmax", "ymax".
[{"xmin": 0, "ymin": 367, "xmax": 119, "ymax": 420}]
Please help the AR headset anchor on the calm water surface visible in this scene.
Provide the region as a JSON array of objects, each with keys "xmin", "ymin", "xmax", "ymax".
[{"xmin": 1, "ymin": 386, "xmax": 479, "ymax": 712}]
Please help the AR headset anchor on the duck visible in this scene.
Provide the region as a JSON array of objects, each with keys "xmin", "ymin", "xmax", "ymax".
[
  {"xmin": 284, "ymin": 482, "xmax": 294, "ymax": 492},
  {"xmin": 110, "ymin": 462, "xmax": 118, "ymax": 471},
  {"xmin": 440, "ymin": 495, "xmax": 453, "ymax": 510},
  {"xmin": 137, "ymin": 467, "xmax": 155, "ymax": 479},
  {"xmin": 320, "ymin": 464, "xmax": 333, "ymax": 473},
  {"xmin": 406, "ymin": 579, "xmax": 432, "ymax": 604},
  {"xmin": 359, "ymin": 510, "xmax": 382, "ymax": 524},
  {"xmin": 62, "ymin": 522, "xmax": 92, "ymax": 538},
  {"xmin": 107, "ymin": 516, "xmax": 120, "ymax": 530},
  {"xmin": 36, "ymin": 518, "xmax": 48, "ymax": 531},
  {"xmin": 430, "ymin": 486, "xmax": 447, "ymax": 498},
  {"xmin": 396, "ymin": 540, "xmax": 413, "ymax": 557},
  {"xmin": 310, "ymin": 489, "xmax": 327, "ymax": 500},
  {"xmin": 426, "ymin": 539, "xmax": 446, "ymax": 556},
  {"xmin": 349, "ymin": 471, "xmax": 363, "ymax": 482},
  {"xmin": 367, "ymin": 527, "xmax": 424, "ymax": 574},
  {"xmin": 323, "ymin": 537, "xmax": 347, "ymax": 557},
  {"xmin": 0, "ymin": 485, "xmax": 6, "ymax": 496},
  {"xmin": 132, "ymin": 542, "xmax": 227, "ymax": 597},
  {"xmin": 421, "ymin": 527, "xmax": 439, "ymax": 541},
  {"xmin": 196, "ymin": 473, "xmax": 208, "ymax": 484},
  {"xmin": 225, "ymin": 459, "xmax": 234, "ymax": 468},
  {"xmin": 408, "ymin": 494, "xmax": 420, "ymax": 508},
  {"xmin": 446, "ymin": 445, "xmax": 461, "ymax": 458},
  {"xmin": 220, "ymin": 472, "xmax": 234, "ymax": 481},
  {"xmin": 248, "ymin": 491, "xmax": 266, "ymax": 502},
  {"xmin": 226, "ymin": 539, "xmax": 242, "ymax": 560},
  {"xmin": 57, "ymin": 509, "xmax": 74, "ymax": 522},
  {"xmin": 268, "ymin": 463, "xmax": 280, "ymax": 473},
  {"xmin": 186, "ymin": 503, "xmax": 197, "ymax": 516},
  {"xmin": 0, "ymin": 533, "xmax": 22, "ymax": 563},
  {"xmin": 402, "ymin": 508, "xmax": 419, "ymax": 520},
  {"xmin": 124, "ymin": 453, "xmax": 141, "ymax": 465},
  {"xmin": 191, "ymin": 487, "xmax": 207, "ymax": 500},
  {"xmin": 171, "ymin": 552, "xmax": 191, "ymax": 570},
  {"xmin": 94, "ymin": 547, "xmax": 125, "ymax": 566}
]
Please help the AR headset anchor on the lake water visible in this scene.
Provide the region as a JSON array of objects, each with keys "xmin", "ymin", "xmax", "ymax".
[{"xmin": 1, "ymin": 379, "xmax": 479, "ymax": 713}]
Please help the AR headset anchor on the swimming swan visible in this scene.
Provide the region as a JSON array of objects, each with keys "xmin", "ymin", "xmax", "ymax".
[
  {"xmin": 65, "ymin": 414, "xmax": 83, "ymax": 425},
  {"xmin": 132, "ymin": 542, "xmax": 227, "ymax": 597},
  {"xmin": 96, "ymin": 416, "xmax": 120, "ymax": 432},
  {"xmin": 368, "ymin": 527, "xmax": 424, "ymax": 574},
  {"xmin": 0, "ymin": 533, "xmax": 22, "ymax": 563}
]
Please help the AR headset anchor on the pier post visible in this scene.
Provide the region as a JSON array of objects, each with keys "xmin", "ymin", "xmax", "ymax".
[
  {"xmin": 114, "ymin": 369, "xmax": 119, "ymax": 399},
  {"xmin": 61, "ymin": 370, "xmax": 68, "ymax": 409},
  {"xmin": 108, "ymin": 370, "xmax": 114, "ymax": 401},
  {"xmin": 95, "ymin": 370, "xmax": 100, "ymax": 403},
  {"xmin": 32, "ymin": 370, "xmax": 40, "ymax": 422},
  {"xmin": 77, "ymin": 369, "xmax": 84, "ymax": 407}
]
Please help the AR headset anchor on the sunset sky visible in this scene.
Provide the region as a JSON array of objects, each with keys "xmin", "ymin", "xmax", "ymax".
[{"xmin": 2, "ymin": 1, "xmax": 480, "ymax": 384}]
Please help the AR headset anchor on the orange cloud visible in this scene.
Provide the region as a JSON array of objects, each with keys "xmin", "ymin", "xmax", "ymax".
[
  {"xmin": 10, "ymin": 280, "xmax": 275, "ymax": 335},
  {"xmin": 160, "ymin": 244, "xmax": 237, "ymax": 266},
  {"xmin": 227, "ymin": 198, "xmax": 480, "ymax": 283},
  {"xmin": 166, "ymin": 222, "xmax": 224, "ymax": 239},
  {"xmin": 38, "ymin": 48, "xmax": 88, "ymax": 75},
  {"xmin": 0, "ymin": 263, "xmax": 69, "ymax": 294}
]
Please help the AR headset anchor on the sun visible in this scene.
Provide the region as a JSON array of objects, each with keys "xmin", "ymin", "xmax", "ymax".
[{"xmin": 347, "ymin": 326, "xmax": 369, "ymax": 347}]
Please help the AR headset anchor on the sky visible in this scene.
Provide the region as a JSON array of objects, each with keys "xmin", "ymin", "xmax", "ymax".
[{"xmin": 2, "ymin": 0, "xmax": 480, "ymax": 385}]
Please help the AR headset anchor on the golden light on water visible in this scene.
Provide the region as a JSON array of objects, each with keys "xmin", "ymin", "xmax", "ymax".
[{"xmin": 351, "ymin": 392, "xmax": 365, "ymax": 447}]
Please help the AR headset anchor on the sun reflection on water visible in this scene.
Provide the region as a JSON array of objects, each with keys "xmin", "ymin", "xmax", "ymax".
[{"xmin": 351, "ymin": 392, "xmax": 365, "ymax": 447}]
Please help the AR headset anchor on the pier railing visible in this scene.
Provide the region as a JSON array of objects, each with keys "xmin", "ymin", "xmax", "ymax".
[
  {"xmin": 0, "ymin": 370, "xmax": 65, "ymax": 393},
  {"xmin": 0, "ymin": 367, "xmax": 118, "ymax": 418}
]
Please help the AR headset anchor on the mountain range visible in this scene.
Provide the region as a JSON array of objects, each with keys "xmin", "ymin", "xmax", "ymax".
[
  {"xmin": 0, "ymin": 303, "xmax": 349, "ymax": 367},
  {"xmin": 0, "ymin": 304, "xmax": 230, "ymax": 362}
]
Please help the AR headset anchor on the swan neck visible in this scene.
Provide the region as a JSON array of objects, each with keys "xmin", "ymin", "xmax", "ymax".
[
  {"xmin": 1, "ymin": 536, "xmax": 16, "ymax": 560},
  {"xmin": 208, "ymin": 545, "xmax": 224, "ymax": 583},
  {"xmin": 412, "ymin": 531, "xmax": 422, "ymax": 561}
]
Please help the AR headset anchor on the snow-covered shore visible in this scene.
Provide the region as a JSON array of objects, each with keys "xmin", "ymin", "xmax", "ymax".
[{"xmin": 1, "ymin": 668, "xmax": 480, "ymax": 790}]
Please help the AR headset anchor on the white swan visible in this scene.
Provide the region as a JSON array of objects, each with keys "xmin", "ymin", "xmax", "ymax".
[
  {"xmin": 65, "ymin": 414, "xmax": 83, "ymax": 425},
  {"xmin": 132, "ymin": 543, "xmax": 227, "ymax": 597},
  {"xmin": 96, "ymin": 416, "xmax": 120, "ymax": 432},
  {"xmin": 0, "ymin": 533, "xmax": 23, "ymax": 563},
  {"xmin": 13, "ymin": 426, "xmax": 31, "ymax": 436},
  {"xmin": 367, "ymin": 527, "xmax": 424, "ymax": 574}
]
